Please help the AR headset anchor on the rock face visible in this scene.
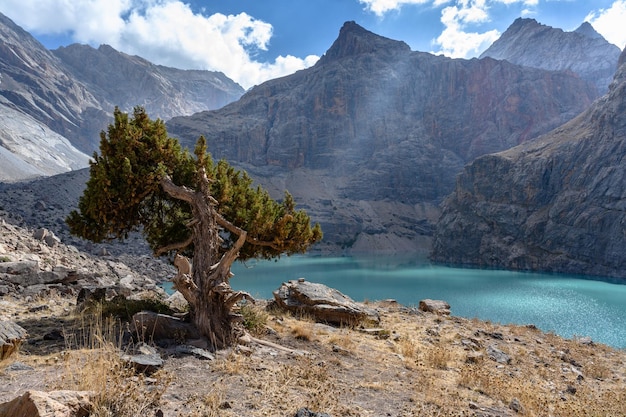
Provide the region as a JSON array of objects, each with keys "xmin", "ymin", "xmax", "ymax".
[
  {"xmin": 432, "ymin": 48, "xmax": 626, "ymax": 279},
  {"xmin": 480, "ymin": 18, "xmax": 622, "ymax": 94},
  {"xmin": 0, "ymin": 12, "xmax": 243, "ymax": 182},
  {"xmin": 272, "ymin": 278, "xmax": 380, "ymax": 325},
  {"xmin": 167, "ymin": 21, "xmax": 597, "ymax": 252},
  {"xmin": 0, "ymin": 390, "xmax": 93, "ymax": 417}
]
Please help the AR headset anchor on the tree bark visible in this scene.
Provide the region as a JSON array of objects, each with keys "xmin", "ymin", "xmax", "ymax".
[{"xmin": 160, "ymin": 174, "xmax": 253, "ymax": 349}]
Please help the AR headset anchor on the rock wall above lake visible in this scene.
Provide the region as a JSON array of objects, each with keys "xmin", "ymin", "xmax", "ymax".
[
  {"xmin": 432, "ymin": 47, "xmax": 626, "ymax": 278},
  {"xmin": 166, "ymin": 21, "xmax": 598, "ymax": 252}
]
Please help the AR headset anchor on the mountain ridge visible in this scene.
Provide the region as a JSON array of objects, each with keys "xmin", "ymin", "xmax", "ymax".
[
  {"xmin": 166, "ymin": 21, "xmax": 598, "ymax": 252},
  {"xmin": 480, "ymin": 17, "xmax": 621, "ymax": 94},
  {"xmin": 0, "ymin": 11, "xmax": 244, "ymax": 182}
]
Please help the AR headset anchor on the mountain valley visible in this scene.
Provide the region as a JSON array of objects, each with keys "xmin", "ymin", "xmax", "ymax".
[{"xmin": 0, "ymin": 15, "xmax": 624, "ymax": 276}]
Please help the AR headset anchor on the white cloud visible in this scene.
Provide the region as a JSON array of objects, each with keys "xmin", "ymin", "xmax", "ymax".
[
  {"xmin": 586, "ymin": 0, "xmax": 626, "ymax": 49},
  {"xmin": 432, "ymin": 0, "xmax": 501, "ymax": 58},
  {"xmin": 0, "ymin": 0, "xmax": 318, "ymax": 89},
  {"xmin": 360, "ymin": 0, "xmax": 536, "ymax": 59},
  {"xmin": 359, "ymin": 0, "xmax": 431, "ymax": 16}
]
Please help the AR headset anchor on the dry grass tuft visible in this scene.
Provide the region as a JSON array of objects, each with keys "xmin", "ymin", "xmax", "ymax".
[
  {"xmin": 291, "ymin": 322, "xmax": 314, "ymax": 341},
  {"xmin": 57, "ymin": 313, "xmax": 171, "ymax": 417}
]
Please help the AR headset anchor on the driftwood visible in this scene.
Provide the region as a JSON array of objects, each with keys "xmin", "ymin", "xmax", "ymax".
[{"xmin": 238, "ymin": 333, "xmax": 309, "ymax": 356}]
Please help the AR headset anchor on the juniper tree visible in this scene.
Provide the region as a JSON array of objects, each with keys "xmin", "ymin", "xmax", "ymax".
[{"xmin": 67, "ymin": 107, "xmax": 322, "ymax": 348}]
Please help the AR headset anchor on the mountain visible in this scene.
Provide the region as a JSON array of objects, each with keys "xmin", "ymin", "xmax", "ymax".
[
  {"xmin": 166, "ymin": 21, "xmax": 597, "ymax": 253},
  {"xmin": 0, "ymin": 12, "xmax": 90, "ymax": 180},
  {"xmin": 480, "ymin": 18, "xmax": 621, "ymax": 94},
  {"xmin": 0, "ymin": 12, "xmax": 244, "ymax": 181},
  {"xmin": 431, "ymin": 48, "xmax": 626, "ymax": 279},
  {"xmin": 52, "ymin": 44, "xmax": 243, "ymax": 125}
]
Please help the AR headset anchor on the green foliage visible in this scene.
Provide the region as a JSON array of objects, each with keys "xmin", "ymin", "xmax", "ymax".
[
  {"xmin": 240, "ymin": 303, "xmax": 269, "ymax": 336},
  {"xmin": 67, "ymin": 106, "xmax": 322, "ymax": 262}
]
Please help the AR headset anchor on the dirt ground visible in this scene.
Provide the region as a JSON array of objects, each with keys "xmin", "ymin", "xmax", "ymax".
[{"xmin": 2, "ymin": 293, "xmax": 626, "ymax": 417}]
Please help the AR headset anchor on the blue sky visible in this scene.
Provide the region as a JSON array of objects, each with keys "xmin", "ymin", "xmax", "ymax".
[{"xmin": 1, "ymin": 0, "xmax": 625, "ymax": 89}]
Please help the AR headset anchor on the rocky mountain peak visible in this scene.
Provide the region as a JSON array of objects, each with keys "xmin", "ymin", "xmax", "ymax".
[
  {"xmin": 318, "ymin": 21, "xmax": 410, "ymax": 64},
  {"xmin": 480, "ymin": 18, "xmax": 621, "ymax": 94},
  {"xmin": 433, "ymin": 43, "xmax": 626, "ymax": 278},
  {"xmin": 574, "ymin": 21, "xmax": 604, "ymax": 40}
]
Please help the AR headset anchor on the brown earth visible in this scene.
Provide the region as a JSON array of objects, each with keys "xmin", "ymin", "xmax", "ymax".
[{"xmin": 1, "ymin": 292, "xmax": 625, "ymax": 417}]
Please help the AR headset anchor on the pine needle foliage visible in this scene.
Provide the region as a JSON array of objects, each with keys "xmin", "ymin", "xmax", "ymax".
[{"xmin": 67, "ymin": 106, "xmax": 322, "ymax": 261}]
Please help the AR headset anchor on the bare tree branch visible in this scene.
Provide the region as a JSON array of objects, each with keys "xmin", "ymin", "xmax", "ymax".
[
  {"xmin": 155, "ymin": 235, "xmax": 193, "ymax": 256},
  {"xmin": 160, "ymin": 175, "xmax": 195, "ymax": 203}
]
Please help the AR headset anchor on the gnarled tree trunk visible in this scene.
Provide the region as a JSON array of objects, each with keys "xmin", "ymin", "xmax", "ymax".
[{"xmin": 159, "ymin": 171, "xmax": 252, "ymax": 349}]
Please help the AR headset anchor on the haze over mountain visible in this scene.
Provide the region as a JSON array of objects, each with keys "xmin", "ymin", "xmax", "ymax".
[
  {"xmin": 0, "ymin": 17, "xmax": 619, "ymax": 257},
  {"xmin": 0, "ymin": 12, "xmax": 243, "ymax": 182},
  {"xmin": 432, "ymin": 47, "xmax": 626, "ymax": 278},
  {"xmin": 480, "ymin": 18, "xmax": 621, "ymax": 95},
  {"xmin": 166, "ymin": 21, "xmax": 597, "ymax": 252}
]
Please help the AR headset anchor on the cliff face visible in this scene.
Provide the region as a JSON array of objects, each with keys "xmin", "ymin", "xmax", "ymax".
[
  {"xmin": 167, "ymin": 21, "xmax": 597, "ymax": 252},
  {"xmin": 432, "ymin": 47, "xmax": 626, "ymax": 278},
  {"xmin": 480, "ymin": 18, "xmax": 622, "ymax": 94}
]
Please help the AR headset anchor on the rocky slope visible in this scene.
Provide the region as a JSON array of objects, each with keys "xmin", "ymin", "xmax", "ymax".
[
  {"xmin": 431, "ymin": 48, "xmax": 626, "ymax": 279},
  {"xmin": 0, "ymin": 12, "xmax": 243, "ymax": 182},
  {"xmin": 0, "ymin": 14, "xmax": 100, "ymax": 179},
  {"xmin": 480, "ymin": 18, "xmax": 621, "ymax": 94},
  {"xmin": 166, "ymin": 21, "xmax": 598, "ymax": 252}
]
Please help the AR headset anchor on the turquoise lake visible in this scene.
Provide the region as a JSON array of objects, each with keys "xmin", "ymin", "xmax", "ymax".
[{"xmin": 167, "ymin": 255, "xmax": 626, "ymax": 349}]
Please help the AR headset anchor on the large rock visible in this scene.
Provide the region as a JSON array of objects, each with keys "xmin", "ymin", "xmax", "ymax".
[
  {"xmin": 0, "ymin": 320, "xmax": 27, "ymax": 360},
  {"xmin": 0, "ymin": 390, "xmax": 93, "ymax": 417},
  {"xmin": 481, "ymin": 18, "xmax": 622, "ymax": 94},
  {"xmin": 167, "ymin": 21, "xmax": 598, "ymax": 252},
  {"xmin": 272, "ymin": 279, "xmax": 379, "ymax": 326},
  {"xmin": 418, "ymin": 299, "xmax": 450, "ymax": 315},
  {"xmin": 432, "ymin": 47, "xmax": 626, "ymax": 278}
]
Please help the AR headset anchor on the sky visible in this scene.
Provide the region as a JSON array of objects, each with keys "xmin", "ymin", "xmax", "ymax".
[{"xmin": 1, "ymin": 0, "xmax": 625, "ymax": 89}]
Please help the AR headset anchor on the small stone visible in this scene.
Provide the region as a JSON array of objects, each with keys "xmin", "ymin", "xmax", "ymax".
[
  {"xmin": 509, "ymin": 398, "xmax": 523, "ymax": 413},
  {"xmin": 486, "ymin": 344, "xmax": 511, "ymax": 365},
  {"xmin": 466, "ymin": 351, "xmax": 483, "ymax": 364}
]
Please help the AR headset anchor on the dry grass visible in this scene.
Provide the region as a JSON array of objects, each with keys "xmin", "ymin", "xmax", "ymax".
[
  {"xmin": 53, "ymin": 312, "xmax": 171, "ymax": 417},
  {"xmin": 2, "ymin": 295, "xmax": 626, "ymax": 416}
]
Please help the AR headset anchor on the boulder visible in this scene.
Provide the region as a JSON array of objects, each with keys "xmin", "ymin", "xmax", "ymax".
[
  {"xmin": 0, "ymin": 390, "xmax": 93, "ymax": 417},
  {"xmin": 487, "ymin": 344, "xmax": 512, "ymax": 365},
  {"xmin": 418, "ymin": 299, "xmax": 451, "ymax": 315},
  {"xmin": 0, "ymin": 320, "xmax": 28, "ymax": 360},
  {"xmin": 272, "ymin": 279, "xmax": 379, "ymax": 326}
]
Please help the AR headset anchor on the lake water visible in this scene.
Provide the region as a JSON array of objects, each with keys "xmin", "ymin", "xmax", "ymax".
[{"xmin": 166, "ymin": 255, "xmax": 626, "ymax": 349}]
